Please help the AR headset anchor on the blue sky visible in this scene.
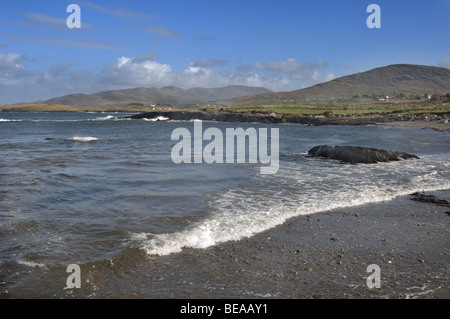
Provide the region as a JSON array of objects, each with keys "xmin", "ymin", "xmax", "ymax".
[{"xmin": 0, "ymin": 0, "xmax": 449, "ymax": 104}]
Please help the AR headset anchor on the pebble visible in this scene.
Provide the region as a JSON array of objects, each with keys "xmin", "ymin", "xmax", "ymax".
[{"xmin": 330, "ymin": 234, "xmax": 339, "ymax": 241}]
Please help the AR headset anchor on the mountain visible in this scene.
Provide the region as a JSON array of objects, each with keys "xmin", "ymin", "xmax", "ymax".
[
  {"xmin": 42, "ymin": 65, "xmax": 450, "ymax": 106},
  {"xmin": 43, "ymin": 85, "xmax": 273, "ymax": 107},
  {"xmin": 218, "ymin": 64, "xmax": 450, "ymax": 104}
]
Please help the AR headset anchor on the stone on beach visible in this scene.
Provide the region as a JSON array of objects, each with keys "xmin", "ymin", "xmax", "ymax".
[{"xmin": 409, "ymin": 192, "xmax": 450, "ymax": 206}]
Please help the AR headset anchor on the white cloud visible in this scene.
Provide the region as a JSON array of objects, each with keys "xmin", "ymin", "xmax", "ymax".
[
  {"xmin": 0, "ymin": 53, "xmax": 336, "ymax": 104},
  {"xmin": 246, "ymin": 58, "xmax": 332, "ymax": 87},
  {"xmin": 324, "ymin": 73, "xmax": 336, "ymax": 82},
  {"xmin": 99, "ymin": 56, "xmax": 278, "ymax": 90},
  {"xmin": 0, "ymin": 52, "xmax": 96, "ymax": 103},
  {"xmin": 0, "ymin": 53, "xmax": 23, "ymax": 71},
  {"xmin": 0, "ymin": 53, "xmax": 34, "ymax": 89},
  {"xmin": 100, "ymin": 56, "xmax": 174, "ymax": 87},
  {"xmin": 439, "ymin": 57, "xmax": 450, "ymax": 69},
  {"xmin": 117, "ymin": 57, "xmax": 131, "ymax": 68}
]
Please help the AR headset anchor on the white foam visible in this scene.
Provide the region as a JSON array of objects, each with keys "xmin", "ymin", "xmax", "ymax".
[
  {"xmin": 136, "ymin": 157, "xmax": 450, "ymax": 256},
  {"xmin": 143, "ymin": 116, "xmax": 169, "ymax": 122},
  {"xmin": 17, "ymin": 260, "xmax": 47, "ymax": 269},
  {"xmin": 0, "ymin": 118, "xmax": 21, "ymax": 122},
  {"xmin": 95, "ymin": 115, "xmax": 116, "ymax": 121},
  {"xmin": 67, "ymin": 136, "xmax": 99, "ymax": 142}
]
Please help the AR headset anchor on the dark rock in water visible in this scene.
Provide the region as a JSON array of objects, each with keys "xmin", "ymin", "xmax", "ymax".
[
  {"xmin": 410, "ymin": 192, "xmax": 450, "ymax": 206},
  {"xmin": 124, "ymin": 111, "xmax": 285, "ymax": 124},
  {"xmin": 307, "ymin": 145, "xmax": 419, "ymax": 164}
]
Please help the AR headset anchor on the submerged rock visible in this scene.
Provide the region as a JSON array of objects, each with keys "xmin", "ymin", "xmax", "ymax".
[{"xmin": 307, "ymin": 145, "xmax": 419, "ymax": 164}]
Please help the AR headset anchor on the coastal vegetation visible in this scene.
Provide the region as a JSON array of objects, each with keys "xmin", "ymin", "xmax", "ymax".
[
  {"xmin": 201, "ymin": 96, "xmax": 450, "ymax": 117},
  {"xmin": 1, "ymin": 96, "xmax": 449, "ymax": 117}
]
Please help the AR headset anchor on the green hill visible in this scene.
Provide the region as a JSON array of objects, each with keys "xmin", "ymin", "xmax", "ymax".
[{"xmin": 218, "ymin": 64, "xmax": 450, "ymax": 104}]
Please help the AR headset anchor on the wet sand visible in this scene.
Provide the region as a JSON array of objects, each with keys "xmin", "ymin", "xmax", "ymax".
[
  {"xmin": 166, "ymin": 190, "xmax": 450, "ymax": 299},
  {"xmin": 5, "ymin": 191, "xmax": 449, "ymax": 300},
  {"xmin": 84, "ymin": 190, "xmax": 449, "ymax": 299}
]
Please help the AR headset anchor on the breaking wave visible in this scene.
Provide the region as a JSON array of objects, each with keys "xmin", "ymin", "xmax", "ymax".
[
  {"xmin": 134, "ymin": 155, "xmax": 450, "ymax": 256},
  {"xmin": 66, "ymin": 136, "xmax": 100, "ymax": 142}
]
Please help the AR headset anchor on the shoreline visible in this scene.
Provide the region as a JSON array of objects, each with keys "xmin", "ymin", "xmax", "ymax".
[
  {"xmin": 126, "ymin": 110, "xmax": 450, "ymax": 132},
  {"xmin": 71, "ymin": 190, "xmax": 449, "ymax": 299},
  {"xmin": 149, "ymin": 190, "xmax": 450, "ymax": 299},
  {"xmin": 4, "ymin": 190, "xmax": 449, "ymax": 299},
  {"xmin": 2, "ymin": 108, "xmax": 449, "ymax": 132}
]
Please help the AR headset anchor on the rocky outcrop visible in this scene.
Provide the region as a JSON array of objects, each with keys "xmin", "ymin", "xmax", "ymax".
[
  {"xmin": 124, "ymin": 110, "xmax": 450, "ymax": 127},
  {"xmin": 307, "ymin": 145, "xmax": 419, "ymax": 164},
  {"xmin": 126, "ymin": 111, "xmax": 285, "ymax": 124},
  {"xmin": 125, "ymin": 111, "xmax": 389, "ymax": 125}
]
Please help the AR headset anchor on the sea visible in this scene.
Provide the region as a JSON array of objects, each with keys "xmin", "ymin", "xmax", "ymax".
[{"xmin": 0, "ymin": 111, "xmax": 449, "ymax": 298}]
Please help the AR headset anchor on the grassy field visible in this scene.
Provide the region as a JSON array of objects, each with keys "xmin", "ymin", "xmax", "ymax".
[
  {"xmin": 204, "ymin": 99, "xmax": 450, "ymax": 116},
  {"xmin": 1, "ymin": 99, "xmax": 449, "ymax": 116}
]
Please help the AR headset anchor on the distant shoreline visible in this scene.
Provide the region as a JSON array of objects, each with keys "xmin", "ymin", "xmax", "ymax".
[
  {"xmin": 2, "ymin": 105, "xmax": 449, "ymax": 131},
  {"xmin": 126, "ymin": 110, "xmax": 450, "ymax": 132}
]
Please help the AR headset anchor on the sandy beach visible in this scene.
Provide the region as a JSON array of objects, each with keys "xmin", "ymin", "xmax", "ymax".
[
  {"xmin": 191, "ymin": 191, "xmax": 448, "ymax": 299},
  {"xmin": 79, "ymin": 190, "xmax": 449, "ymax": 299}
]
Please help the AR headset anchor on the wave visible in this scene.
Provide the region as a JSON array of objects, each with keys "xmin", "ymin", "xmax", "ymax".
[
  {"xmin": 143, "ymin": 116, "xmax": 169, "ymax": 122},
  {"xmin": 0, "ymin": 118, "xmax": 22, "ymax": 122},
  {"xmin": 66, "ymin": 136, "xmax": 99, "ymax": 142},
  {"xmin": 16, "ymin": 260, "xmax": 48, "ymax": 269},
  {"xmin": 94, "ymin": 115, "xmax": 116, "ymax": 121},
  {"xmin": 134, "ymin": 156, "xmax": 450, "ymax": 256}
]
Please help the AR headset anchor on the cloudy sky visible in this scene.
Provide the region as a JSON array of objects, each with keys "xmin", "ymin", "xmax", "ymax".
[{"xmin": 0, "ymin": 0, "xmax": 449, "ymax": 104}]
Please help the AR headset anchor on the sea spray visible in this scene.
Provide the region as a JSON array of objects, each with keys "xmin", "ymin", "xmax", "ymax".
[{"xmin": 138, "ymin": 155, "xmax": 450, "ymax": 256}]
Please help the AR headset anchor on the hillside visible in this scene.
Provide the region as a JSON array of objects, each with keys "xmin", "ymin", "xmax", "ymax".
[
  {"xmin": 43, "ymin": 85, "xmax": 273, "ymax": 107},
  {"xmin": 218, "ymin": 64, "xmax": 450, "ymax": 104}
]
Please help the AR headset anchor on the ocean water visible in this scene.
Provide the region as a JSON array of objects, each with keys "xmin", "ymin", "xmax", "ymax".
[{"xmin": 0, "ymin": 111, "xmax": 449, "ymax": 298}]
